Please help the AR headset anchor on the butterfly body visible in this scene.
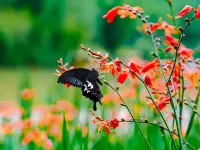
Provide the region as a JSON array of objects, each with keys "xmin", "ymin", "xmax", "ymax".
[{"xmin": 57, "ymin": 68, "xmax": 103, "ymax": 111}]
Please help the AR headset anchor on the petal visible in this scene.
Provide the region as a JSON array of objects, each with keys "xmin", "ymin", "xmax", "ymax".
[
  {"xmin": 129, "ymin": 61, "xmax": 141, "ymax": 74},
  {"xmin": 143, "ymin": 75, "xmax": 153, "ymax": 87},
  {"xmin": 103, "ymin": 6, "xmax": 121, "ymax": 23},
  {"xmin": 141, "ymin": 58, "xmax": 158, "ymax": 73},
  {"xmin": 117, "ymin": 68, "xmax": 129, "ymax": 84},
  {"xmin": 115, "ymin": 58, "xmax": 121, "ymax": 72},
  {"xmin": 164, "ymin": 46, "xmax": 172, "ymax": 52},
  {"xmin": 176, "ymin": 5, "xmax": 196, "ymax": 18},
  {"xmin": 195, "ymin": 4, "xmax": 200, "ymax": 19},
  {"xmin": 165, "ymin": 34, "xmax": 178, "ymax": 47},
  {"xmin": 150, "ymin": 23, "xmax": 161, "ymax": 32}
]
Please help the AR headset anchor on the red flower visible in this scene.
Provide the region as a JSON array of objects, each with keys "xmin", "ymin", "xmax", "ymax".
[
  {"xmin": 109, "ymin": 118, "xmax": 119, "ymax": 129},
  {"xmin": 115, "ymin": 58, "xmax": 121, "ymax": 72},
  {"xmin": 164, "ymin": 46, "xmax": 172, "ymax": 52},
  {"xmin": 129, "ymin": 61, "xmax": 141, "ymax": 74},
  {"xmin": 103, "ymin": 6, "xmax": 121, "ymax": 23},
  {"xmin": 143, "ymin": 75, "xmax": 153, "ymax": 87},
  {"xmin": 150, "ymin": 23, "xmax": 161, "ymax": 32},
  {"xmin": 176, "ymin": 5, "xmax": 196, "ymax": 18},
  {"xmin": 141, "ymin": 58, "xmax": 158, "ymax": 73},
  {"xmin": 117, "ymin": 68, "xmax": 129, "ymax": 84},
  {"xmin": 195, "ymin": 4, "xmax": 200, "ymax": 19},
  {"xmin": 165, "ymin": 34, "xmax": 178, "ymax": 47}
]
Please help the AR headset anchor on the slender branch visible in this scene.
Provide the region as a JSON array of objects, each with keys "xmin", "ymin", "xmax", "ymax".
[
  {"xmin": 186, "ymin": 89, "xmax": 200, "ymax": 138},
  {"xmin": 136, "ymin": 12, "xmax": 182, "ymax": 149},
  {"xmin": 104, "ymin": 81, "xmax": 153, "ymax": 150},
  {"xmin": 119, "ymin": 119, "xmax": 195, "ymax": 150},
  {"xmin": 167, "ymin": 15, "xmax": 196, "ymax": 84}
]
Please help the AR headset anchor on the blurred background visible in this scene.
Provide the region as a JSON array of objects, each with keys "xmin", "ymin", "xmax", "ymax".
[
  {"xmin": 0, "ymin": 0, "xmax": 200, "ymax": 149},
  {"xmin": 0, "ymin": 0, "xmax": 200, "ymax": 101}
]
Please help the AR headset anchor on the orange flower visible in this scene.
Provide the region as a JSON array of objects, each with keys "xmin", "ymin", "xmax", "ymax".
[
  {"xmin": 195, "ymin": 4, "xmax": 200, "ymax": 19},
  {"xmin": 21, "ymin": 88, "xmax": 35, "ymax": 100},
  {"xmin": 103, "ymin": 6, "xmax": 121, "ymax": 23},
  {"xmin": 117, "ymin": 5, "xmax": 142, "ymax": 19},
  {"xmin": 176, "ymin": 5, "xmax": 196, "ymax": 18},
  {"xmin": 101, "ymin": 62, "xmax": 118, "ymax": 76},
  {"xmin": 141, "ymin": 58, "xmax": 158, "ymax": 73},
  {"xmin": 165, "ymin": 34, "xmax": 178, "ymax": 47},
  {"xmin": 117, "ymin": 67, "xmax": 129, "ymax": 84},
  {"xmin": 179, "ymin": 45, "xmax": 193, "ymax": 59},
  {"xmin": 150, "ymin": 23, "xmax": 162, "ymax": 32},
  {"xmin": 161, "ymin": 21, "xmax": 177, "ymax": 34},
  {"xmin": 91, "ymin": 113, "xmax": 119, "ymax": 134},
  {"xmin": 100, "ymin": 53, "xmax": 109, "ymax": 66},
  {"xmin": 147, "ymin": 97, "xmax": 170, "ymax": 110}
]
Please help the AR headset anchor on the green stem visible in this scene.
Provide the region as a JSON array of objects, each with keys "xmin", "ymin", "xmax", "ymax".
[
  {"xmin": 136, "ymin": 12, "xmax": 181, "ymax": 149},
  {"xmin": 119, "ymin": 119, "xmax": 195, "ymax": 150},
  {"xmin": 186, "ymin": 89, "xmax": 200, "ymax": 138},
  {"xmin": 105, "ymin": 82, "xmax": 153, "ymax": 150},
  {"xmin": 179, "ymin": 74, "xmax": 185, "ymax": 128},
  {"xmin": 167, "ymin": 15, "xmax": 196, "ymax": 84}
]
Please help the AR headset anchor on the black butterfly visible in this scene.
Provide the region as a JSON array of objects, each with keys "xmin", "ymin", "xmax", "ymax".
[{"xmin": 57, "ymin": 68, "xmax": 103, "ymax": 111}]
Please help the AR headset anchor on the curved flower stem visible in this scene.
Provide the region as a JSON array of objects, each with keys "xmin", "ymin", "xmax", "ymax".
[
  {"xmin": 119, "ymin": 119, "xmax": 194, "ymax": 150},
  {"xmin": 104, "ymin": 81, "xmax": 153, "ymax": 150},
  {"xmin": 80, "ymin": 44, "xmax": 177, "ymax": 149},
  {"xmin": 186, "ymin": 89, "xmax": 200, "ymax": 138},
  {"xmin": 136, "ymin": 13, "xmax": 183, "ymax": 149}
]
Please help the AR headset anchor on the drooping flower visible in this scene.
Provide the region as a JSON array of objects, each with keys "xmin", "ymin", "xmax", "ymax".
[
  {"xmin": 176, "ymin": 5, "xmax": 196, "ymax": 18},
  {"xmin": 115, "ymin": 58, "xmax": 121, "ymax": 72},
  {"xmin": 141, "ymin": 58, "xmax": 159, "ymax": 73},
  {"xmin": 165, "ymin": 34, "xmax": 178, "ymax": 47},
  {"xmin": 103, "ymin": 6, "xmax": 121, "ymax": 23},
  {"xmin": 117, "ymin": 67, "xmax": 130, "ymax": 84},
  {"xmin": 195, "ymin": 4, "xmax": 200, "ymax": 19},
  {"xmin": 129, "ymin": 61, "xmax": 142, "ymax": 74},
  {"xmin": 143, "ymin": 75, "xmax": 153, "ymax": 87}
]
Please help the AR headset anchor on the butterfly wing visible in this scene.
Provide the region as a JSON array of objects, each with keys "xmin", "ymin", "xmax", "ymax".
[
  {"xmin": 81, "ymin": 74, "xmax": 103, "ymax": 111},
  {"xmin": 57, "ymin": 68, "xmax": 92, "ymax": 87}
]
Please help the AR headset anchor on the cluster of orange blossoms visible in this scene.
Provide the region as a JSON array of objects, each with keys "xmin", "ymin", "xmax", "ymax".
[
  {"xmin": 0, "ymin": 100, "xmax": 77, "ymax": 149},
  {"xmin": 90, "ymin": 110, "xmax": 119, "ymax": 134}
]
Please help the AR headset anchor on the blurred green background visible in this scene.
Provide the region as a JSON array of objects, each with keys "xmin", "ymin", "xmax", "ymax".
[
  {"xmin": 0, "ymin": 0, "xmax": 200, "ymax": 68},
  {"xmin": 1, "ymin": 0, "xmax": 200, "ymax": 101}
]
